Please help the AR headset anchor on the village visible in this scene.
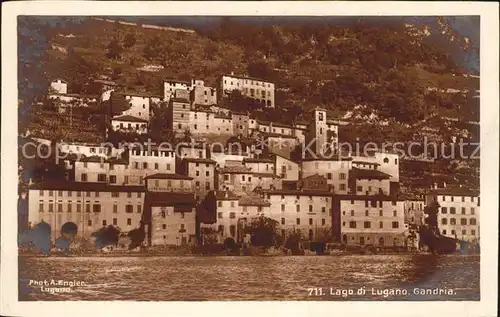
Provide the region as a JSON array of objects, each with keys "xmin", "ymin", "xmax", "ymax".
[{"xmin": 18, "ymin": 71, "xmax": 480, "ymax": 255}]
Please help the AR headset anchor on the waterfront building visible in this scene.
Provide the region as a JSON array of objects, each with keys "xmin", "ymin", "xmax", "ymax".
[
  {"xmin": 27, "ymin": 180, "xmax": 145, "ymax": 242},
  {"xmin": 262, "ymin": 189, "xmax": 333, "ymax": 241},
  {"xmin": 403, "ymin": 198, "xmax": 425, "ymax": 227},
  {"xmin": 333, "ymin": 195, "xmax": 407, "ymax": 247},
  {"xmin": 143, "ymin": 173, "xmax": 197, "ymax": 246},
  {"xmin": 425, "ymin": 185, "xmax": 480, "ymax": 242}
]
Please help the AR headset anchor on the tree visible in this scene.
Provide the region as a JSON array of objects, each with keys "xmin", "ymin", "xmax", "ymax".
[
  {"xmin": 123, "ymin": 33, "xmax": 136, "ymax": 48},
  {"xmin": 245, "ymin": 216, "xmax": 279, "ymax": 248},
  {"xmin": 144, "ymin": 36, "xmax": 162, "ymax": 61},
  {"xmin": 247, "ymin": 60, "xmax": 276, "ymax": 81},
  {"xmin": 106, "ymin": 39, "xmax": 123, "ymax": 60}
]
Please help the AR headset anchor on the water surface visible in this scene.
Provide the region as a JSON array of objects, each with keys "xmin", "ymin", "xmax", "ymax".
[{"xmin": 19, "ymin": 255, "xmax": 480, "ymax": 301}]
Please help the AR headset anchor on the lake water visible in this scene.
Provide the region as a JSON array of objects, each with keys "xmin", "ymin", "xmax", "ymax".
[{"xmin": 19, "ymin": 254, "xmax": 479, "ymax": 301}]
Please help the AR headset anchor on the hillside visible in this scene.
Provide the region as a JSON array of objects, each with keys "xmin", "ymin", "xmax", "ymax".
[{"xmin": 19, "ymin": 16, "xmax": 479, "ymax": 124}]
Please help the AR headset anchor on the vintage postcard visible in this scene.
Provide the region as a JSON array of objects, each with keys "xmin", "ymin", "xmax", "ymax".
[{"xmin": 1, "ymin": 1, "xmax": 498, "ymax": 317}]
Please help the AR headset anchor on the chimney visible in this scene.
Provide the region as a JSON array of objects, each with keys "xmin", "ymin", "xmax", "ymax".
[
  {"xmin": 443, "ymin": 182, "xmax": 447, "ymax": 188},
  {"xmin": 230, "ymin": 72, "xmax": 234, "ymax": 76}
]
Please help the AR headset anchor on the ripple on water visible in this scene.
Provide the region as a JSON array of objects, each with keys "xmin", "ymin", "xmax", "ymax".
[{"xmin": 18, "ymin": 255, "xmax": 480, "ymax": 301}]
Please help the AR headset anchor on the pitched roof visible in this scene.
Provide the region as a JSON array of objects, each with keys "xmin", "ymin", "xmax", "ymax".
[
  {"xmin": 146, "ymin": 192, "xmax": 196, "ymax": 207},
  {"xmin": 252, "ymin": 172, "xmax": 280, "ymax": 178},
  {"xmin": 350, "ymin": 168, "xmax": 391, "ymax": 180},
  {"xmin": 29, "ymin": 180, "xmax": 145, "ymax": 192},
  {"xmin": 238, "ymin": 194, "xmax": 271, "ymax": 206},
  {"xmin": 144, "ymin": 173, "xmax": 193, "ymax": 180},
  {"xmin": 428, "ymin": 186, "xmax": 479, "ymax": 197},
  {"xmin": 111, "ymin": 115, "xmax": 148, "ymax": 123},
  {"xmin": 171, "ymin": 98, "xmax": 190, "ymax": 103},
  {"xmin": 182, "ymin": 157, "xmax": 217, "ymax": 164},
  {"xmin": 243, "ymin": 157, "xmax": 274, "ymax": 164},
  {"xmin": 218, "ymin": 166, "xmax": 253, "ymax": 174},
  {"xmin": 215, "ymin": 190, "xmax": 240, "ymax": 201},
  {"xmin": 261, "ymin": 189, "xmax": 334, "ymax": 197}
]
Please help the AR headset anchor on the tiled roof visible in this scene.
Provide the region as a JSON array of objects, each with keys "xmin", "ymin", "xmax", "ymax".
[
  {"xmin": 333, "ymin": 194, "xmax": 404, "ymax": 202},
  {"xmin": 79, "ymin": 155, "xmax": 107, "ymax": 163},
  {"xmin": 171, "ymin": 98, "xmax": 190, "ymax": 103},
  {"xmin": 428, "ymin": 186, "xmax": 479, "ymax": 197},
  {"xmin": 352, "ymin": 160, "xmax": 380, "ymax": 166},
  {"xmin": 252, "ymin": 172, "xmax": 279, "ymax": 178},
  {"xmin": 182, "ymin": 157, "xmax": 216, "ymax": 164},
  {"xmin": 243, "ymin": 157, "xmax": 274, "ymax": 163},
  {"xmin": 164, "ymin": 78, "xmax": 191, "ymax": 85},
  {"xmin": 145, "ymin": 192, "xmax": 196, "ymax": 207},
  {"xmin": 351, "ymin": 168, "xmax": 391, "ymax": 180},
  {"xmin": 111, "ymin": 115, "xmax": 148, "ymax": 123},
  {"xmin": 238, "ymin": 194, "xmax": 271, "ymax": 206},
  {"xmin": 29, "ymin": 180, "xmax": 145, "ymax": 192},
  {"xmin": 218, "ymin": 166, "xmax": 253, "ymax": 174},
  {"xmin": 261, "ymin": 189, "xmax": 334, "ymax": 197},
  {"xmin": 144, "ymin": 173, "xmax": 193, "ymax": 180},
  {"xmin": 215, "ymin": 190, "xmax": 240, "ymax": 201}
]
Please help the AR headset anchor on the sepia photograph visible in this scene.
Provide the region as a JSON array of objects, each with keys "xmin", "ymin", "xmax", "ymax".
[{"xmin": 1, "ymin": 1, "xmax": 498, "ymax": 317}]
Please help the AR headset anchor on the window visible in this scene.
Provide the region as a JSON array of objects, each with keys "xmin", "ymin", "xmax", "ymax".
[
  {"xmin": 205, "ymin": 182, "xmax": 210, "ymax": 190},
  {"xmin": 98, "ymin": 174, "xmax": 106, "ymax": 182},
  {"xmin": 350, "ymin": 210, "xmax": 354, "ymax": 216},
  {"xmin": 470, "ymin": 207, "xmax": 475, "ymax": 215},
  {"xmin": 357, "ymin": 186, "xmax": 363, "ymax": 192},
  {"xmin": 112, "ymin": 192, "xmax": 119, "ymax": 198},
  {"xmin": 308, "ymin": 218, "xmax": 313, "ymax": 225},
  {"xmin": 229, "ymin": 212, "xmax": 236, "ymax": 219},
  {"xmin": 392, "ymin": 222, "xmax": 399, "ymax": 228},
  {"xmin": 309, "ymin": 205, "xmax": 313, "ymax": 212},
  {"xmin": 365, "ymin": 201, "xmax": 369, "ymax": 207},
  {"xmin": 218, "ymin": 201, "xmax": 222, "ymax": 207},
  {"xmin": 441, "ymin": 207, "xmax": 448, "ymax": 214},
  {"xmin": 167, "ymin": 164, "xmax": 171, "ymax": 171},
  {"xmin": 67, "ymin": 204, "xmax": 72, "ymax": 213},
  {"xmin": 364, "ymin": 221, "xmax": 371, "ymax": 228},
  {"xmin": 460, "ymin": 218, "xmax": 467, "ymax": 225},
  {"xmin": 393, "ymin": 210, "xmax": 397, "ymax": 217},
  {"xmin": 296, "ymin": 218, "xmax": 300, "ymax": 225},
  {"xmin": 296, "ymin": 205, "xmax": 300, "ymax": 212},
  {"xmin": 127, "ymin": 218, "xmax": 132, "ymax": 226},
  {"xmin": 68, "ymin": 191, "xmax": 72, "ymax": 197},
  {"xmin": 218, "ymin": 212, "xmax": 223, "ymax": 219},
  {"xmin": 95, "ymin": 192, "xmax": 100, "ymax": 198},
  {"xmin": 229, "ymin": 225, "xmax": 236, "ymax": 238},
  {"xmin": 379, "ymin": 221, "xmax": 383, "ymax": 228},
  {"xmin": 281, "ymin": 218, "xmax": 285, "ymax": 225},
  {"xmin": 230, "ymin": 202, "xmax": 235, "ymax": 208},
  {"xmin": 349, "ymin": 221, "xmax": 356, "ymax": 228},
  {"xmin": 81, "ymin": 174, "xmax": 88, "ymax": 181},
  {"xmin": 124, "ymin": 176, "xmax": 129, "ymax": 184},
  {"xmin": 58, "ymin": 203, "xmax": 63, "ymax": 213},
  {"xmin": 86, "ymin": 191, "xmax": 91, "ymax": 197},
  {"xmin": 471, "ymin": 230, "xmax": 476, "ymax": 235},
  {"xmin": 162, "ymin": 224, "xmax": 167, "ymax": 230},
  {"xmin": 77, "ymin": 205, "xmax": 82, "ymax": 213},
  {"xmin": 40, "ymin": 190, "xmax": 44, "ymax": 197},
  {"xmin": 339, "ymin": 173, "xmax": 346, "ymax": 180},
  {"xmin": 339, "ymin": 184, "xmax": 346, "ymax": 191},
  {"xmin": 85, "ymin": 204, "xmax": 90, "ymax": 213},
  {"xmin": 127, "ymin": 192, "xmax": 132, "ymax": 198},
  {"xmin": 450, "ymin": 207, "xmax": 456, "ymax": 214},
  {"xmin": 93, "ymin": 204, "xmax": 101, "ymax": 213},
  {"xmin": 113, "ymin": 205, "xmax": 118, "ymax": 213},
  {"xmin": 451, "ymin": 196, "xmax": 454, "ymax": 202},
  {"xmin": 281, "ymin": 204, "xmax": 285, "ymax": 212},
  {"xmin": 442, "ymin": 230, "xmax": 447, "ymax": 235},
  {"xmin": 39, "ymin": 203, "xmax": 44, "ymax": 212},
  {"xmin": 88, "ymin": 220, "xmax": 92, "ymax": 226},
  {"xmin": 450, "ymin": 218, "xmax": 456, "ymax": 225},
  {"xmin": 392, "ymin": 201, "xmax": 397, "ymax": 206},
  {"xmin": 322, "ymin": 207, "xmax": 326, "ymax": 213},
  {"xmin": 109, "ymin": 175, "xmax": 117, "ymax": 184},
  {"xmin": 365, "ymin": 210, "xmax": 369, "ymax": 216},
  {"xmin": 442, "ymin": 218, "xmax": 448, "ymax": 225},
  {"xmin": 102, "ymin": 220, "xmax": 107, "ymax": 226},
  {"xmin": 126, "ymin": 205, "xmax": 133, "ymax": 213},
  {"xmin": 379, "ymin": 210, "xmax": 383, "ymax": 216},
  {"xmin": 442, "ymin": 196, "xmax": 446, "ymax": 201},
  {"xmin": 451, "ymin": 230, "xmax": 456, "ymax": 235},
  {"xmin": 470, "ymin": 218, "xmax": 477, "ymax": 225},
  {"xmin": 113, "ymin": 218, "xmax": 117, "ymax": 226},
  {"xmin": 137, "ymin": 205, "xmax": 142, "ymax": 214}
]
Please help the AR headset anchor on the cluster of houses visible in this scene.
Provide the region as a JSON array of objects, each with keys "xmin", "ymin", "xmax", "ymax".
[{"xmin": 24, "ymin": 73, "xmax": 480, "ymax": 249}]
